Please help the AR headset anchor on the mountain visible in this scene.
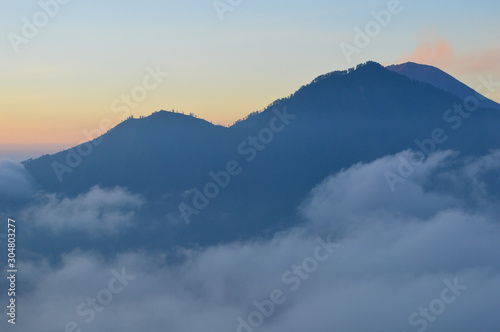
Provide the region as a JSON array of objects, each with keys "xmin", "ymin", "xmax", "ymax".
[
  {"xmin": 23, "ymin": 61, "xmax": 500, "ymax": 251},
  {"xmin": 25, "ymin": 111, "xmax": 234, "ymax": 196},
  {"xmin": 387, "ymin": 62, "xmax": 500, "ymax": 110}
]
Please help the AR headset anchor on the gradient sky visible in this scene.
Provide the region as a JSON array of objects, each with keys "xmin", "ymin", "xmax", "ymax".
[{"xmin": 1, "ymin": 0, "xmax": 499, "ymax": 160}]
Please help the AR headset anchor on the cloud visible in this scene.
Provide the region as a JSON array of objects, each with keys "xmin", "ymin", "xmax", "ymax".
[
  {"xmin": 2, "ymin": 151, "xmax": 500, "ymax": 332},
  {"xmin": 0, "ymin": 159, "xmax": 35, "ymax": 201},
  {"xmin": 396, "ymin": 35, "xmax": 500, "ymax": 75},
  {"xmin": 21, "ymin": 185, "xmax": 145, "ymax": 235},
  {"xmin": 396, "ymin": 37, "xmax": 455, "ymax": 69},
  {"xmin": 300, "ymin": 150, "xmax": 460, "ymax": 232}
]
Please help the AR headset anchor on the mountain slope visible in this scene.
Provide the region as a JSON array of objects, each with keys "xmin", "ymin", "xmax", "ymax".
[
  {"xmin": 25, "ymin": 111, "xmax": 235, "ymax": 196},
  {"xmin": 23, "ymin": 61, "xmax": 500, "ymax": 250},
  {"xmin": 387, "ymin": 62, "xmax": 500, "ymax": 110}
]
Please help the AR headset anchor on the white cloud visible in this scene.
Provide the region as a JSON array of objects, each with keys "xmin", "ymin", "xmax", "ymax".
[
  {"xmin": 3, "ymin": 151, "xmax": 500, "ymax": 332},
  {"xmin": 21, "ymin": 186, "xmax": 145, "ymax": 235},
  {"xmin": 300, "ymin": 150, "xmax": 460, "ymax": 233},
  {"xmin": 0, "ymin": 159, "xmax": 34, "ymax": 200}
]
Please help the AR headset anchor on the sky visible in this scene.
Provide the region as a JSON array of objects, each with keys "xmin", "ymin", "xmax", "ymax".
[{"xmin": 1, "ymin": 0, "xmax": 499, "ymax": 160}]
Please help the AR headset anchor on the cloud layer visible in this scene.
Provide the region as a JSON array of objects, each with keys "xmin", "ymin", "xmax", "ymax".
[
  {"xmin": 0, "ymin": 159, "xmax": 34, "ymax": 201},
  {"xmin": 21, "ymin": 185, "xmax": 145, "ymax": 235},
  {"xmin": 2, "ymin": 150, "xmax": 500, "ymax": 332}
]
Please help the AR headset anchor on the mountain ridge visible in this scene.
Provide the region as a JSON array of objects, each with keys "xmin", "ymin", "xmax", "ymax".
[
  {"xmin": 387, "ymin": 61, "xmax": 500, "ymax": 110},
  {"xmin": 22, "ymin": 61, "xmax": 500, "ymax": 250}
]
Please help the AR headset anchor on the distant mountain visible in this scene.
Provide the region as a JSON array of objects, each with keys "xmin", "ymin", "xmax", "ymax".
[
  {"xmin": 387, "ymin": 62, "xmax": 500, "ymax": 110},
  {"xmin": 24, "ymin": 61, "xmax": 500, "ymax": 251},
  {"xmin": 26, "ymin": 111, "xmax": 234, "ymax": 196}
]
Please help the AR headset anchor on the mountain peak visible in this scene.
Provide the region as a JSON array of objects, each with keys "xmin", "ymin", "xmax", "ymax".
[
  {"xmin": 387, "ymin": 62, "xmax": 500, "ymax": 110},
  {"xmin": 310, "ymin": 61, "xmax": 384, "ymax": 84},
  {"xmin": 115, "ymin": 109, "xmax": 217, "ymax": 132}
]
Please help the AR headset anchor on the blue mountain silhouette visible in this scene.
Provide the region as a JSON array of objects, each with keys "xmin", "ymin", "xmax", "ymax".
[
  {"xmin": 387, "ymin": 62, "xmax": 500, "ymax": 110},
  {"xmin": 23, "ymin": 61, "xmax": 500, "ymax": 250}
]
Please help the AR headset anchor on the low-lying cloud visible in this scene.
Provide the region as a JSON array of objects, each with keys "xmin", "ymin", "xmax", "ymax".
[
  {"xmin": 2, "ymin": 150, "xmax": 500, "ymax": 332},
  {"xmin": 0, "ymin": 159, "xmax": 35, "ymax": 201},
  {"xmin": 21, "ymin": 185, "xmax": 145, "ymax": 235}
]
